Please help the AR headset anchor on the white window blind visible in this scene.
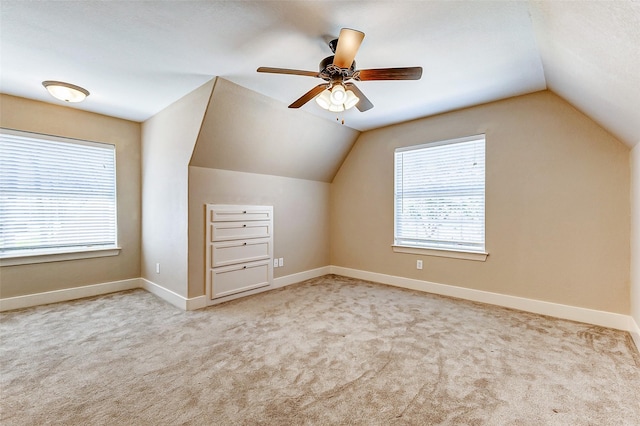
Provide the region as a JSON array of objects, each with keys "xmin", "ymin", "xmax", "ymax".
[
  {"xmin": 0, "ymin": 129, "xmax": 117, "ymax": 256},
  {"xmin": 394, "ymin": 135, "xmax": 485, "ymax": 252}
]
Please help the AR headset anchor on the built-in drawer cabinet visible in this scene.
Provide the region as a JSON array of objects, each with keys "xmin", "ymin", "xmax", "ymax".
[
  {"xmin": 211, "ymin": 238, "xmax": 271, "ymax": 268},
  {"xmin": 210, "ymin": 260, "xmax": 270, "ymax": 299},
  {"xmin": 210, "ymin": 207, "xmax": 271, "ymax": 223},
  {"xmin": 206, "ymin": 204, "xmax": 273, "ymax": 304},
  {"xmin": 210, "ymin": 221, "xmax": 271, "ymax": 241}
]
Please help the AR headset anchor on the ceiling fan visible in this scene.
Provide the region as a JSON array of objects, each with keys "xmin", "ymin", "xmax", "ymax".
[{"xmin": 257, "ymin": 28, "xmax": 422, "ymax": 113}]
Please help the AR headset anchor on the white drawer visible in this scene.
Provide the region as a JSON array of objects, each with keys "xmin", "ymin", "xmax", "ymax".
[
  {"xmin": 210, "ymin": 206, "xmax": 271, "ymax": 222},
  {"xmin": 211, "ymin": 260, "xmax": 270, "ymax": 299},
  {"xmin": 211, "ymin": 221, "xmax": 270, "ymax": 241},
  {"xmin": 211, "ymin": 238, "xmax": 271, "ymax": 268}
]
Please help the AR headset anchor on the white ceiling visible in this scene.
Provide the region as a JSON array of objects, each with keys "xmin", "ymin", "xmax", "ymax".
[{"xmin": 1, "ymin": 1, "xmax": 638, "ymax": 146}]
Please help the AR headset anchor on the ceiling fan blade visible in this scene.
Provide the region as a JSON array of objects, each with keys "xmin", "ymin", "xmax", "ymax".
[
  {"xmin": 257, "ymin": 67, "xmax": 319, "ymax": 78},
  {"xmin": 289, "ymin": 84, "xmax": 327, "ymax": 108},
  {"xmin": 332, "ymin": 28, "xmax": 365, "ymax": 69},
  {"xmin": 345, "ymin": 83, "xmax": 373, "ymax": 112},
  {"xmin": 356, "ymin": 67, "xmax": 423, "ymax": 81}
]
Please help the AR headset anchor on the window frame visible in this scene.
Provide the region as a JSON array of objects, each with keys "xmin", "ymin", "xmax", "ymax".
[
  {"xmin": 392, "ymin": 134, "xmax": 488, "ymax": 262},
  {"xmin": 0, "ymin": 128, "xmax": 121, "ymax": 266}
]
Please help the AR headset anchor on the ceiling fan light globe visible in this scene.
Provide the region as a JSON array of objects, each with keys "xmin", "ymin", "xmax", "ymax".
[
  {"xmin": 344, "ymin": 90, "xmax": 360, "ymax": 110},
  {"xmin": 315, "ymin": 89, "xmax": 332, "ymax": 109},
  {"xmin": 329, "ymin": 84, "xmax": 346, "ymax": 105},
  {"xmin": 328, "ymin": 104, "xmax": 344, "ymax": 113}
]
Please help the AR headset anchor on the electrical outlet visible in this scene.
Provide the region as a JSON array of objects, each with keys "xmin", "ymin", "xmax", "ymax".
[
  {"xmin": 278, "ymin": 257, "xmax": 284, "ymax": 267},
  {"xmin": 156, "ymin": 263, "xmax": 160, "ymax": 274},
  {"xmin": 273, "ymin": 258, "xmax": 278, "ymax": 268},
  {"xmin": 416, "ymin": 260, "xmax": 423, "ymax": 270}
]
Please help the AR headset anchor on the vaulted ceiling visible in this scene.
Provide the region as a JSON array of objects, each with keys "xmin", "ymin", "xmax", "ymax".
[{"xmin": 1, "ymin": 1, "xmax": 638, "ymax": 147}]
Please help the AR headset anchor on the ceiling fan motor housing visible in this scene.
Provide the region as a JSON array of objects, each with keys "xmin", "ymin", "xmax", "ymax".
[{"xmin": 319, "ymin": 56, "xmax": 357, "ymax": 82}]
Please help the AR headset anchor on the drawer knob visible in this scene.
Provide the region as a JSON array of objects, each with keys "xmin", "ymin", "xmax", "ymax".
[
  {"xmin": 243, "ymin": 266, "xmax": 247, "ymax": 269},
  {"xmin": 243, "ymin": 242, "xmax": 247, "ymax": 246},
  {"xmin": 243, "ymin": 224, "xmax": 247, "ymax": 227},
  {"xmin": 243, "ymin": 211, "xmax": 247, "ymax": 214}
]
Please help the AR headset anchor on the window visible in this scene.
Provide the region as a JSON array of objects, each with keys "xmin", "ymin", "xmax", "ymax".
[
  {"xmin": 0, "ymin": 129, "xmax": 119, "ymax": 265},
  {"xmin": 394, "ymin": 134, "xmax": 486, "ymax": 261}
]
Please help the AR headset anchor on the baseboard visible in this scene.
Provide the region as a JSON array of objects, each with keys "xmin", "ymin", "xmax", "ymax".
[
  {"xmin": 273, "ymin": 266, "xmax": 332, "ymax": 289},
  {"xmin": 186, "ymin": 294, "xmax": 208, "ymax": 311},
  {"xmin": 0, "ymin": 267, "xmax": 329, "ymax": 313},
  {"xmin": 630, "ymin": 316, "xmax": 640, "ymax": 353},
  {"xmin": 4, "ymin": 268, "xmax": 637, "ymax": 343},
  {"xmin": 203, "ymin": 266, "xmax": 332, "ymax": 308},
  {"xmin": 330, "ymin": 266, "xmax": 633, "ymax": 332},
  {"xmin": 0, "ymin": 278, "xmax": 140, "ymax": 312},
  {"xmin": 139, "ymin": 278, "xmax": 206, "ymax": 311}
]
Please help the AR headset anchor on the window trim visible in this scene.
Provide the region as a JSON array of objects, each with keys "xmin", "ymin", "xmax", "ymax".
[
  {"xmin": 0, "ymin": 128, "xmax": 120, "ymax": 265},
  {"xmin": 0, "ymin": 246, "xmax": 121, "ymax": 266},
  {"xmin": 391, "ymin": 245, "xmax": 488, "ymax": 261},
  {"xmin": 394, "ymin": 134, "xmax": 488, "ymax": 261}
]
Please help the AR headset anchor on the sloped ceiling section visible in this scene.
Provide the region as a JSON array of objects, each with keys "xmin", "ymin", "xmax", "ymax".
[
  {"xmin": 190, "ymin": 78, "xmax": 360, "ymax": 183},
  {"xmin": 1, "ymin": 1, "xmax": 637, "ymax": 146},
  {"xmin": 529, "ymin": 1, "xmax": 640, "ymax": 147},
  {"xmin": 234, "ymin": 0, "xmax": 547, "ymax": 133}
]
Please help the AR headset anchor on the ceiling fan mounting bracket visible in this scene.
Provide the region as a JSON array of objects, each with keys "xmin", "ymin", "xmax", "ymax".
[{"xmin": 328, "ymin": 38, "xmax": 339, "ymax": 54}]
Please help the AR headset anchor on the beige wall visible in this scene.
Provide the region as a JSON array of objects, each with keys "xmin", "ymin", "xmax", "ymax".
[
  {"xmin": 3, "ymin": 85, "xmax": 634, "ymax": 324},
  {"xmin": 141, "ymin": 80, "xmax": 214, "ymax": 297},
  {"xmin": 331, "ymin": 91, "xmax": 630, "ymax": 314},
  {"xmin": 0, "ymin": 95, "xmax": 141, "ymax": 298},
  {"xmin": 191, "ymin": 78, "xmax": 359, "ymax": 183},
  {"xmin": 188, "ymin": 167, "xmax": 330, "ymax": 298},
  {"xmin": 631, "ymin": 144, "xmax": 640, "ymax": 331},
  {"xmin": 186, "ymin": 78, "xmax": 357, "ymax": 299}
]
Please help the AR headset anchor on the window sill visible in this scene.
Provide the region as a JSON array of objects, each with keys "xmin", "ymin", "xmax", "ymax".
[
  {"xmin": 0, "ymin": 247, "xmax": 121, "ymax": 266},
  {"xmin": 392, "ymin": 245, "xmax": 488, "ymax": 262}
]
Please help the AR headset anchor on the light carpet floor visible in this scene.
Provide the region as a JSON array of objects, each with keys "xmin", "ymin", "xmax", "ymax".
[{"xmin": 1, "ymin": 275, "xmax": 639, "ymax": 425}]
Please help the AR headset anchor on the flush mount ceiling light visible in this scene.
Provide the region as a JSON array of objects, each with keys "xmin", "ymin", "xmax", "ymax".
[{"xmin": 42, "ymin": 81, "xmax": 90, "ymax": 103}]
